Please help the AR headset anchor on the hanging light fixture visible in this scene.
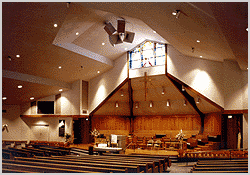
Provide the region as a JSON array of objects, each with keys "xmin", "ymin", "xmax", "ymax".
[
  {"xmin": 135, "ymin": 102, "xmax": 139, "ymax": 109},
  {"xmin": 162, "ymin": 86, "xmax": 165, "ymax": 95},
  {"xmin": 166, "ymin": 100, "xmax": 170, "ymax": 107},
  {"xmin": 184, "ymin": 100, "xmax": 187, "ymax": 106},
  {"xmin": 182, "ymin": 85, "xmax": 185, "ymax": 91},
  {"xmin": 115, "ymin": 101, "xmax": 119, "ymax": 108},
  {"xmin": 196, "ymin": 97, "xmax": 200, "ymax": 104},
  {"xmin": 149, "ymin": 101, "xmax": 153, "ymax": 108}
]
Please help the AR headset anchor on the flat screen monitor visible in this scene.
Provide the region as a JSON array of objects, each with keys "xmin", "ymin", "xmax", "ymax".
[{"xmin": 37, "ymin": 101, "xmax": 54, "ymax": 114}]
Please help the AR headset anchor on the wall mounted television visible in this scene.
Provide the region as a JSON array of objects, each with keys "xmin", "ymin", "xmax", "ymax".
[{"xmin": 37, "ymin": 101, "xmax": 54, "ymax": 114}]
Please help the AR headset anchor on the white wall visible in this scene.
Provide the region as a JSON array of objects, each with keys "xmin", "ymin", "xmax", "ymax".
[
  {"xmin": 223, "ymin": 60, "xmax": 248, "ymax": 110},
  {"xmin": 3, "ymin": 105, "xmax": 73, "ymax": 142},
  {"xmin": 88, "ymin": 53, "xmax": 128, "ymax": 113},
  {"xmin": 2, "ymin": 105, "xmax": 30, "ymax": 141},
  {"xmin": 61, "ymin": 80, "xmax": 81, "ymax": 115},
  {"xmin": 167, "ymin": 45, "xmax": 248, "ymax": 110},
  {"xmin": 129, "ymin": 65, "xmax": 165, "ymax": 78}
]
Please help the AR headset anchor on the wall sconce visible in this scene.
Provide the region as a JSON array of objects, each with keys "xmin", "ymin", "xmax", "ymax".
[
  {"xmin": 115, "ymin": 101, "xmax": 119, "ymax": 108},
  {"xmin": 166, "ymin": 100, "xmax": 170, "ymax": 107},
  {"xmin": 149, "ymin": 101, "xmax": 153, "ymax": 108},
  {"xmin": 228, "ymin": 115, "xmax": 232, "ymax": 119}
]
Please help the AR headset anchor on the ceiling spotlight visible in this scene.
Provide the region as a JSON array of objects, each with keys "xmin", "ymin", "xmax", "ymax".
[
  {"xmin": 102, "ymin": 43, "xmax": 105, "ymax": 45},
  {"xmin": 30, "ymin": 97, "xmax": 34, "ymax": 100},
  {"xmin": 228, "ymin": 115, "xmax": 232, "ymax": 119},
  {"xmin": 115, "ymin": 102, "xmax": 119, "ymax": 108},
  {"xmin": 86, "ymin": 118, "xmax": 89, "ymax": 121},
  {"xmin": 8, "ymin": 56, "xmax": 11, "ymax": 61},
  {"xmin": 200, "ymin": 56, "xmax": 203, "ymax": 58},
  {"xmin": 197, "ymin": 40, "xmax": 200, "ymax": 43},
  {"xmin": 149, "ymin": 101, "xmax": 153, "ymax": 108},
  {"xmin": 2, "ymin": 97, "xmax": 7, "ymax": 100},
  {"xmin": 246, "ymin": 28, "xmax": 248, "ymax": 32},
  {"xmin": 182, "ymin": 85, "xmax": 185, "ymax": 91},
  {"xmin": 59, "ymin": 89, "xmax": 63, "ymax": 92},
  {"xmin": 18, "ymin": 85, "xmax": 22, "ymax": 89},
  {"xmin": 172, "ymin": 10, "xmax": 181, "ymax": 19},
  {"xmin": 153, "ymin": 31, "xmax": 156, "ymax": 34},
  {"xmin": 16, "ymin": 55, "xmax": 20, "ymax": 57},
  {"xmin": 97, "ymin": 71, "xmax": 100, "ymax": 73},
  {"xmin": 58, "ymin": 66, "xmax": 62, "ymax": 69},
  {"xmin": 76, "ymin": 32, "xmax": 79, "ymax": 35},
  {"xmin": 166, "ymin": 100, "xmax": 170, "ymax": 107},
  {"xmin": 125, "ymin": 48, "xmax": 128, "ymax": 50},
  {"xmin": 54, "ymin": 24, "xmax": 58, "ymax": 27}
]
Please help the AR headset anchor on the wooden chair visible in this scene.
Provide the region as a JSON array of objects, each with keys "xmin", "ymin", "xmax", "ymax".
[
  {"xmin": 147, "ymin": 138, "xmax": 154, "ymax": 150},
  {"xmin": 154, "ymin": 140, "xmax": 161, "ymax": 150}
]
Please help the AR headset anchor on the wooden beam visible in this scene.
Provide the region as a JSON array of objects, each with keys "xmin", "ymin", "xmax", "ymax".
[
  {"xmin": 165, "ymin": 44, "xmax": 168, "ymax": 74},
  {"xmin": 128, "ymin": 79, "xmax": 134, "ymax": 117},
  {"xmin": 223, "ymin": 110, "xmax": 248, "ymax": 114},
  {"xmin": 166, "ymin": 73, "xmax": 205, "ymax": 133},
  {"xmin": 20, "ymin": 115, "xmax": 86, "ymax": 118},
  {"xmin": 89, "ymin": 78, "xmax": 129, "ymax": 116}
]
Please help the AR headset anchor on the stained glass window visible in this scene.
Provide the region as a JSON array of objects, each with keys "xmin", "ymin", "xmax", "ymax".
[{"xmin": 129, "ymin": 41, "xmax": 165, "ymax": 69}]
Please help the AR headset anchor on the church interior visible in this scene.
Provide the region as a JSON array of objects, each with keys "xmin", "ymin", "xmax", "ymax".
[{"xmin": 2, "ymin": 2, "xmax": 248, "ymax": 173}]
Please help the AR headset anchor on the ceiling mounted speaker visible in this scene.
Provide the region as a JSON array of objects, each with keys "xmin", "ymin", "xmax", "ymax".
[
  {"xmin": 123, "ymin": 31, "xmax": 135, "ymax": 43},
  {"xmin": 109, "ymin": 33, "xmax": 123, "ymax": 46},
  {"xmin": 104, "ymin": 22, "xmax": 116, "ymax": 36},
  {"xmin": 117, "ymin": 20, "xmax": 125, "ymax": 33}
]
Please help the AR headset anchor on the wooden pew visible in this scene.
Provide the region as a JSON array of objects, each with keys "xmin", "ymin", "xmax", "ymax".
[
  {"xmin": 2, "ymin": 168, "xmax": 40, "ymax": 173},
  {"xmin": 3, "ymin": 159, "xmax": 128, "ymax": 173},
  {"xmin": 2, "ymin": 162, "xmax": 103, "ymax": 173},
  {"xmin": 37, "ymin": 146, "xmax": 70, "ymax": 155},
  {"xmin": 23, "ymin": 147, "xmax": 61, "ymax": 156},
  {"xmin": 33, "ymin": 155, "xmax": 152, "ymax": 173},
  {"xmin": 9, "ymin": 147, "xmax": 45, "ymax": 157},
  {"xmin": 2, "ymin": 148, "xmax": 30, "ymax": 158},
  {"xmin": 15, "ymin": 156, "xmax": 142, "ymax": 173}
]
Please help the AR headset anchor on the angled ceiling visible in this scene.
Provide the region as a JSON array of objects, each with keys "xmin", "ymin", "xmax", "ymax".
[{"xmin": 2, "ymin": 2, "xmax": 248, "ymax": 105}]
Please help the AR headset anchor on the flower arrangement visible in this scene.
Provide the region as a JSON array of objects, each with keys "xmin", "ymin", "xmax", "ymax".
[
  {"xmin": 91, "ymin": 128, "xmax": 100, "ymax": 138},
  {"xmin": 175, "ymin": 129, "xmax": 185, "ymax": 141}
]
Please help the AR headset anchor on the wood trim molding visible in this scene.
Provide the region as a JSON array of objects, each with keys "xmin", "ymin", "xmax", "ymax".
[
  {"xmin": 20, "ymin": 115, "xmax": 87, "ymax": 118},
  {"xmin": 89, "ymin": 78, "xmax": 129, "ymax": 116},
  {"xmin": 223, "ymin": 110, "xmax": 248, "ymax": 114},
  {"xmin": 128, "ymin": 79, "xmax": 134, "ymax": 117},
  {"xmin": 167, "ymin": 73, "xmax": 224, "ymax": 111},
  {"xmin": 165, "ymin": 44, "xmax": 168, "ymax": 74}
]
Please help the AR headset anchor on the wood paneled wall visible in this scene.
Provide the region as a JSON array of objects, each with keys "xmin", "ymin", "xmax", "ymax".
[
  {"xmin": 92, "ymin": 115, "xmax": 130, "ymax": 136},
  {"xmin": 91, "ymin": 114, "xmax": 223, "ymax": 138},
  {"xmin": 204, "ymin": 112, "xmax": 222, "ymax": 136},
  {"xmin": 133, "ymin": 115, "xmax": 201, "ymax": 138}
]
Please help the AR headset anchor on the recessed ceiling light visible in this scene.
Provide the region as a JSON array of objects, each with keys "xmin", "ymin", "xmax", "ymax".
[
  {"xmin": 59, "ymin": 89, "xmax": 63, "ymax": 92},
  {"xmin": 2, "ymin": 97, "xmax": 7, "ymax": 100},
  {"xmin": 58, "ymin": 66, "xmax": 62, "ymax": 69},
  {"xmin": 76, "ymin": 32, "xmax": 79, "ymax": 35},
  {"xmin": 246, "ymin": 28, "xmax": 248, "ymax": 32},
  {"xmin": 16, "ymin": 55, "xmax": 20, "ymax": 57},
  {"xmin": 125, "ymin": 48, "xmax": 127, "ymax": 50},
  {"xmin": 97, "ymin": 71, "xmax": 100, "ymax": 73},
  {"xmin": 172, "ymin": 12, "xmax": 177, "ymax": 16},
  {"xmin": 54, "ymin": 24, "xmax": 58, "ymax": 27},
  {"xmin": 18, "ymin": 85, "xmax": 22, "ymax": 89},
  {"xmin": 200, "ymin": 56, "xmax": 202, "ymax": 58},
  {"xmin": 197, "ymin": 40, "xmax": 200, "ymax": 43},
  {"xmin": 102, "ymin": 43, "xmax": 105, "ymax": 45},
  {"xmin": 30, "ymin": 97, "xmax": 34, "ymax": 100},
  {"xmin": 153, "ymin": 31, "xmax": 156, "ymax": 33}
]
